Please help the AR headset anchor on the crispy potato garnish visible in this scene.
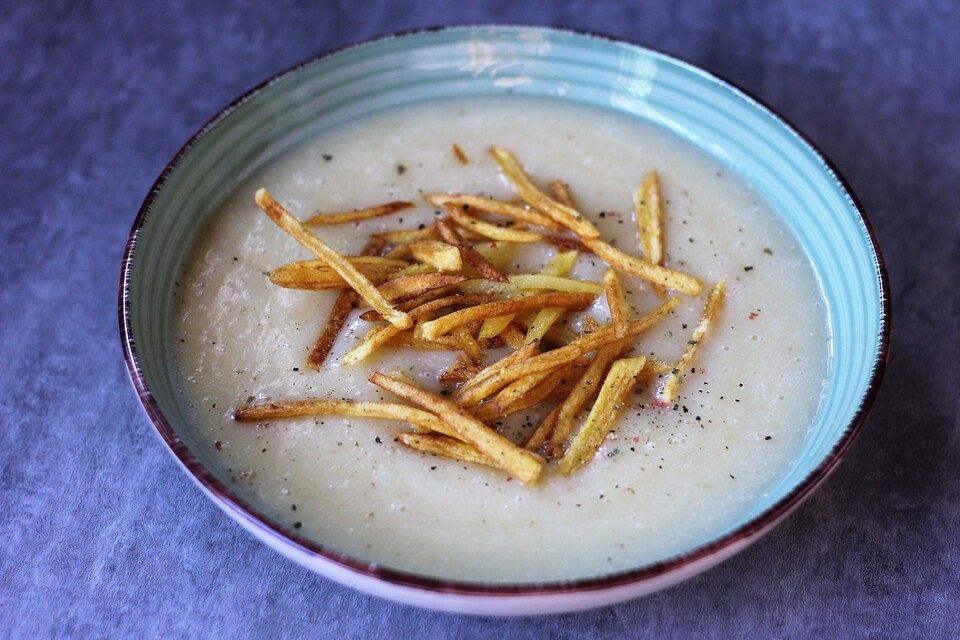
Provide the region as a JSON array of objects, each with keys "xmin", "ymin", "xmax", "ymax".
[
  {"xmin": 557, "ymin": 356, "xmax": 647, "ymax": 474},
  {"xmin": 549, "ymin": 180, "xmax": 576, "ymax": 208},
  {"xmin": 376, "ymin": 225, "xmax": 440, "ymax": 244},
  {"xmin": 409, "ymin": 240, "xmax": 462, "ymax": 272},
  {"xmin": 478, "ymin": 314, "xmax": 514, "ymax": 340},
  {"xmin": 419, "ymin": 292, "xmax": 596, "ymax": 340},
  {"xmin": 488, "ymin": 361, "xmax": 581, "ymax": 415},
  {"xmin": 446, "ymin": 205, "xmax": 543, "ymax": 243},
  {"xmin": 386, "ymin": 332, "xmax": 459, "ymax": 350},
  {"xmin": 400, "ymin": 432, "xmax": 497, "ymax": 468},
  {"xmin": 270, "ymin": 257, "xmax": 408, "ymax": 290},
  {"xmin": 499, "ymin": 323, "xmax": 528, "ymax": 349},
  {"xmin": 232, "ymin": 398, "xmax": 461, "ymax": 440},
  {"xmin": 304, "ymin": 201, "xmax": 414, "ymax": 226},
  {"xmin": 436, "ymin": 220, "xmax": 508, "ymax": 282},
  {"xmin": 525, "ymin": 404, "xmax": 562, "ymax": 452},
  {"xmin": 369, "ymin": 372, "xmax": 542, "ymax": 484},
  {"xmin": 456, "ymin": 298, "xmax": 678, "ymax": 405},
  {"xmin": 584, "ymin": 238, "xmax": 702, "ymax": 296},
  {"xmin": 655, "ymin": 281, "xmax": 726, "ymax": 406},
  {"xmin": 507, "ymin": 274, "xmax": 601, "ymax": 294},
  {"xmin": 256, "ymin": 188, "xmax": 412, "ymax": 329},
  {"xmin": 548, "ymin": 340, "xmax": 629, "ymax": 458},
  {"xmin": 451, "ymin": 143, "xmax": 469, "ymax": 165},
  {"xmin": 489, "ymin": 147, "xmax": 600, "ymax": 239},
  {"xmin": 636, "ymin": 172, "xmax": 667, "ymax": 297},
  {"xmin": 378, "ymin": 274, "xmax": 466, "ymax": 302},
  {"xmin": 643, "ymin": 358, "xmax": 674, "ymax": 378},
  {"xmin": 472, "ymin": 364, "xmax": 576, "ymax": 422},
  {"xmin": 424, "ymin": 193, "xmax": 562, "ymax": 230},
  {"xmin": 519, "ymin": 250, "xmax": 580, "ymax": 344},
  {"xmin": 439, "ymin": 355, "xmax": 481, "ymax": 386},
  {"xmin": 524, "ymin": 308, "xmax": 568, "ymax": 344},
  {"xmin": 343, "ymin": 293, "xmax": 493, "ymax": 365},
  {"xmin": 305, "ymin": 237, "xmax": 386, "ymax": 369},
  {"xmin": 542, "ymin": 234, "xmax": 591, "ymax": 253},
  {"xmin": 603, "ymin": 268, "xmax": 630, "ymax": 338},
  {"xmin": 457, "ymin": 341, "xmax": 540, "ymax": 404},
  {"xmin": 451, "ymin": 326, "xmax": 483, "ymax": 364}
]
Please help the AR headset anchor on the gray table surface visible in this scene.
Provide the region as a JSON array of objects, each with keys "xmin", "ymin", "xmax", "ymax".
[{"xmin": 2, "ymin": 1, "xmax": 958, "ymax": 637}]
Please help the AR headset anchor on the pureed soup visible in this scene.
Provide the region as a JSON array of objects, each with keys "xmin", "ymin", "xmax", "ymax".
[{"xmin": 172, "ymin": 97, "xmax": 830, "ymax": 583}]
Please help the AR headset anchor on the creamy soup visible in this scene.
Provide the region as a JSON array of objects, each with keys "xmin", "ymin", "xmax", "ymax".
[{"xmin": 171, "ymin": 97, "xmax": 830, "ymax": 583}]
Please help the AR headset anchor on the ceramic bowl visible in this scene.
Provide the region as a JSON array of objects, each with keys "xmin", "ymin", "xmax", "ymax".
[{"xmin": 120, "ymin": 25, "xmax": 889, "ymax": 615}]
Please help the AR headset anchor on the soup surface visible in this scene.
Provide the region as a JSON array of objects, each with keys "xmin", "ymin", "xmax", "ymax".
[{"xmin": 172, "ymin": 97, "xmax": 830, "ymax": 583}]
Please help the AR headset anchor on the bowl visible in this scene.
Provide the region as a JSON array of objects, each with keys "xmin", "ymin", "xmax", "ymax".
[{"xmin": 119, "ymin": 25, "xmax": 889, "ymax": 615}]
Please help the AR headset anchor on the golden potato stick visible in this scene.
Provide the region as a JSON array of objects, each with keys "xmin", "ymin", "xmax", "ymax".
[
  {"xmin": 305, "ymin": 236, "xmax": 386, "ymax": 369},
  {"xmin": 381, "ymin": 243, "xmax": 412, "ymax": 260},
  {"xmin": 548, "ymin": 340, "xmax": 629, "ymax": 458},
  {"xmin": 558, "ymin": 356, "xmax": 647, "ymax": 474},
  {"xmin": 233, "ymin": 398, "xmax": 461, "ymax": 440},
  {"xmin": 343, "ymin": 293, "xmax": 494, "ymax": 366},
  {"xmin": 369, "ymin": 372, "xmax": 542, "ymax": 484},
  {"xmin": 470, "ymin": 241, "xmax": 517, "ymax": 270},
  {"xmin": 256, "ymin": 188, "xmax": 411, "ymax": 328},
  {"xmin": 525, "ymin": 404, "xmax": 562, "ymax": 452},
  {"xmin": 505, "ymin": 364, "xmax": 579, "ymax": 417},
  {"xmin": 436, "ymin": 219, "xmax": 508, "ymax": 282},
  {"xmin": 479, "ymin": 315, "xmax": 514, "ymax": 340},
  {"xmin": 304, "ymin": 200, "xmax": 414, "ymax": 226},
  {"xmin": 392, "ymin": 263, "xmax": 436, "ymax": 277},
  {"xmin": 451, "ymin": 143, "xmax": 469, "ymax": 165},
  {"xmin": 499, "ymin": 323, "xmax": 528, "ymax": 349},
  {"xmin": 360, "ymin": 286, "xmax": 461, "ymax": 321},
  {"xmin": 524, "ymin": 308, "xmax": 566, "ymax": 344},
  {"xmin": 489, "ymin": 359, "xmax": 580, "ymax": 415},
  {"xmin": 386, "ymin": 332, "xmax": 459, "ymax": 350},
  {"xmin": 603, "ymin": 268, "xmax": 630, "ymax": 338},
  {"xmin": 439, "ymin": 355, "xmax": 481, "ymax": 386},
  {"xmin": 489, "ymin": 147, "xmax": 600, "ymax": 239},
  {"xmin": 542, "ymin": 234, "xmax": 592, "ymax": 253},
  {"xmin": 488, "ymin": 367, "xmax": 558, "ymax": 414},
  {"xmin": 424, "ymin": 193, "xmax": 562, "ymax": 230},
  {"xmin": 655, "ymin": 281, "xmax": 726, "ymax": 406},
  {"xmin": 583, "ymin": 237, "xmax": 702, "ymax": 296},
  {"xmin": 378, "ymin": 274, "xmax": 466, "ymax": 302},
  {"xmin": 419, "ymin": 292, "xmax": 596, "ymax": 340},
  {"xmin": 508, "ymin": 274, "xmax": 602, "ymax": 294},
  {"xmin": 446, "ymin": 205, "xmax": 543, "ymax": 243},
  {"xmin": 476, "ymin": 363, "xmax": 580, "ymax": 422},
  {"xmin": 521, "ymin": 250, "xmax": 580, "ymax": 343},
  {"xmin": 399, "ymin": 432, "xmax": 500, "ymax": 468},
  {"xmin": 456, "ymin": 340, "xmax": 540, "ymax": 404},
  {"xmin": 343, "ymin": 324, "xmax": 405, "ymax": 366},
  {"xmin": 375, "ymin": 225, "xmax": 441, "ymax": 244},
  {"xmin": 270, "ymin": 257, "xmax": 408, "ymax": 290},
  {"xmin": 409, "ymin": 240, "xmax": 462, "ymax": 272},
  {"xmin": 459, "ymin": 298, "xmax": 678, "ymax": 406},
  {"xmin": 643, "ymin": 358, "xmax": 674, "ymax": 378},
  {"xmin": 636, "ymin": 172, "xmax": 667, "ymax": 297},
  {"xmin": 549, "ymin": 180, "xmax": 576, "ymax": 208},
  {"xmin": 305, "ymin": 287, "xmax": 358, "ymax": 368},
  {"xmin": 581, "ymin": 315, "xmax": 602, "ymax": 334},
  {"xmin": 452, "ymin": 326, "xmax": 483, "ymax": 364}
]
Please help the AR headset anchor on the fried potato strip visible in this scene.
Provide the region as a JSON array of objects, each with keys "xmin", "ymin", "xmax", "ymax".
[
  {"xmin": 655, "ymin": 281, "xmax": 726, "ymax": 406},
  {"xmin": 256, "ymin": 188, "xmax": 411, "ymax": 328},
  {"xmin": 369, "ymin": 372, "xmax": 542, "ymax": 484}
]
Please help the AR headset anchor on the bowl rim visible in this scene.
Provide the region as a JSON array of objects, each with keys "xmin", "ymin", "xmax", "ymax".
[{"xmin": 118, "ymin": 24, "xmax": 891, "ymax": 598}]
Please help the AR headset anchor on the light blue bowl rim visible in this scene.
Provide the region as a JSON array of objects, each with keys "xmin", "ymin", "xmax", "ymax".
[{"xmin": 119, "ymin": 24, "xmax": 891, "ymax": 596}]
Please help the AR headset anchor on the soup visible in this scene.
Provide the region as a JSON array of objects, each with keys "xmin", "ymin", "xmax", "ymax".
[{"xmin": 172, "ymin": 97, "xmax": 830, "ymax": 583}]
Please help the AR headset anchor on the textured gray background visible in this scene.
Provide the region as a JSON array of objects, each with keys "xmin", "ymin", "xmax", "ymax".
[{"xmin": 2, "ymin": 1, "xmax": 958, "ymax": 637}]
